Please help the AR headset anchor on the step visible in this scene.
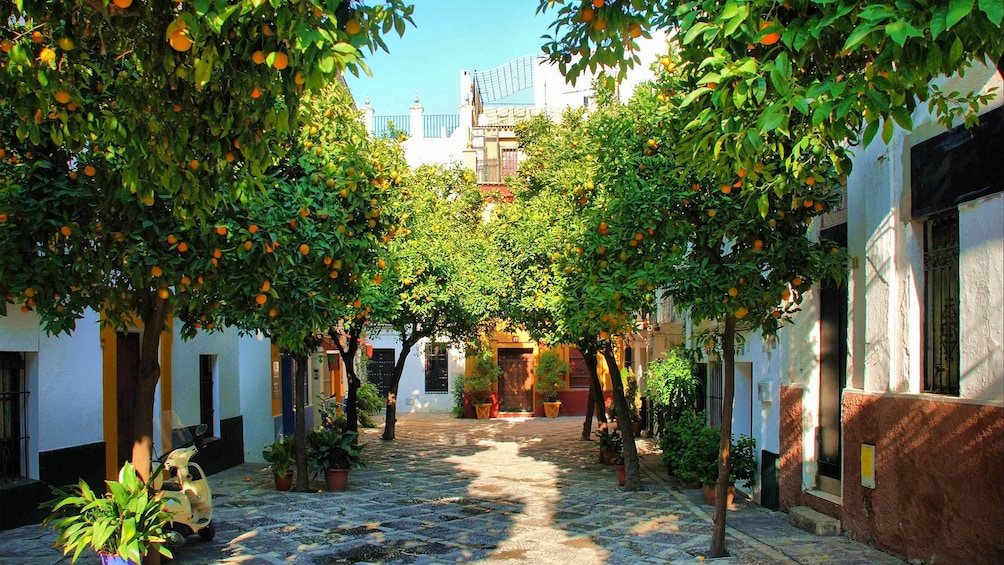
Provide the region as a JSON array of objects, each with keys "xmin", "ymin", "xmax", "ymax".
[{"xmin": 789, "ymin": 506, "xmax": 841, "ymax": 536}]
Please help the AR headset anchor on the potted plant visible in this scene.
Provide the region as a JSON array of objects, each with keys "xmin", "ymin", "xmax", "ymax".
[
  {"xmin": 467, "ymin": 352, "xmax": 501, "ymax": 419},
  {"xmin": 263, "ymin": 435, "xmax": 295, "ymax": 491},
  {"xmin": 595, "ymin": 428, "xmax": 622, "ymax": 465},
  {"xmin": 534, "ymin": 351, "xmax": 569, "ymax": 418},
  {"xmin": 613, "ymin": 445, "xmax": 627, "ymax": 486},
  {"xmin": 669, "ymin": 415, "xmax": 758, "ymax": 505},
  {"xmin": 308, "ymin": 425, "xmax": 365, "ymax": 491},
  {"xmin": 41, "ymin": 461, "xmax": 173, "ymax": 565}
]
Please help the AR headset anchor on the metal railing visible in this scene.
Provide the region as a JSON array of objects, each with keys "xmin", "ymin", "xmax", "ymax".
[
  {"xmin": 424, "ymin": 114, "xmax": 459, "ymax": 138},
  {"xmin": 372, "ymin": 115, "xmax": 409, "ymax": 139}
]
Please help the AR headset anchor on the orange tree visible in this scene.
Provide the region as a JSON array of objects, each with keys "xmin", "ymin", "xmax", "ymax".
[
  {"xmin": 0, "ymin": 1, "xmax": 412, "ymax": 481},
  {"xmin": 538, "ymin": 0, "xmax": 1000, "ymax": 557},
  {"xmin": 369, "ymin": 163, "xmax": 498, "ymax": 441},
  {"xmin": 491, "ymin": 103, "xmax": 683, "ymax": 491}
]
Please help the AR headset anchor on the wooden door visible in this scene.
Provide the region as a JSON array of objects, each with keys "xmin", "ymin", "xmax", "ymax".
[
  {"xmin": 116, "ymin": 333, "xmax": 140, "ymax": 467},
  {"xmin": 497, "ymin": 348, "xmax": 533, "ymax": 412}
]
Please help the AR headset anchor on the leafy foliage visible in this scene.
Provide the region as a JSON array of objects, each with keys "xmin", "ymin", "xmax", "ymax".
[
  {"xmin": 534, "ymin": 350, "xmax": 570, "ymax": 403},
  {"xmin": 41, "ymin": 461, "xmax": 172, "ymax": 563},
  {"xmin": 262, "ymin": 435, "xmax": 295, "ymax": 477},
  {"xmin": 356, "ymin": 379, "xmax": 383, "ymax": 428},
  {"xmin": 466, "ymin": 350, "xmax": 501, "ymax": 404},
  {"xmin": 646, "ymin": 348, "xmax": 702, "ymax": 424},
  {"xmin": 308, "ymin": 425, "xmax": 365, "ymax": 472}
]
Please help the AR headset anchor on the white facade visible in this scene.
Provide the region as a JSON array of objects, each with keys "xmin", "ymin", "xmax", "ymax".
[
  {"xmin": 846, "ymin": 61, "xmax": 1003, "ymax": 402},
  {"xmin": 366, "ymin": 331, "xmax": 466, "ymax": 413}
]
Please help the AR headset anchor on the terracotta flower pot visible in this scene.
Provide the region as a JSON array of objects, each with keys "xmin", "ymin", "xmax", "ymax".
[
  {"xmin": 475, "ymin": 403, "xmax": 492, "ymax": 420},
  {"xmin": 701, "ymin": 484, "xmax": 736, "ymax": 506},
  {"xmin": 631, "ymin": 420, "xmax": 644, "ymax": 437},
  {"xmin": 615, "ymin": 463, "xmax": 626, "ymax": 486},
  {"xmin": 543, "ymin": 401, "xmax": 561, "ymax": 418},
  {"xmin": 601, "ymin": 447, "xmax": 617, "ymax": 465},
  {"xmin": 324, "ymin": 468, "xmax": 350, "ymax": 492},
  {"xmin": 273, "ymin": 470, "xmax": 293, "ymax": 491}
]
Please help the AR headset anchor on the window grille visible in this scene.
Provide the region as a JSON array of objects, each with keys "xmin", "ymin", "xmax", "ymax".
[
  {"xmin": 708, "ymin": 362, "xmax": 723, "ymax": 427},
  {"xmin": 923, "ymin": 209, "xmax": 960, "ymax": 395},
  {"xmin": 568, "ymin": 348, "xmax": 592, "ymax": 389},
  {"xmin": 424, "ymin": 345, "xmax": 449, "ymax": 394},
  {"xmin": 1, "ymin": 352, "xmax": 28, "ymax": 482}
]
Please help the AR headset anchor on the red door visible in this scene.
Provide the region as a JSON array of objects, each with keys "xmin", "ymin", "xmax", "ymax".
[{"xmin": 497, "ymin": 348, "xmax": 534, "ymax": 412}]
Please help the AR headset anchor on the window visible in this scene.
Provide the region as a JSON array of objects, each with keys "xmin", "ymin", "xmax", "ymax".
[
  {"xmin": 199, "ymin": 355, "xmax": 215, "ymax": 436},
  {"xmin": 1, "ymin": 352, "xmax": 28, "ymax": 482},
  {"xmin": 368, "ymin": 349, "xmax": 396, "ymax": 400},
  {"xmin": 424, "ymin": 345, "xmax": 449, "ymax": 393},
  {"xmin": 707, "ymin": 362, "xmax": 723, "ymax": 427},
  {"xmin": 568, "ymin": 348, "xmax": 592, "ymax": 389},
  {"xmin": 923, "ymin": 209, "xmax": 960, "ymax": 395}
]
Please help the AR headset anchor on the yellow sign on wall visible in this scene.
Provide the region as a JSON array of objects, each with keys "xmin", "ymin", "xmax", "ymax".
[{"xmin": 861, "ymin": 444, "xmax": 875, "ymax": 489}]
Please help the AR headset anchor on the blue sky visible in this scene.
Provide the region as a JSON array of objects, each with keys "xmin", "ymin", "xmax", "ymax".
[{"xmin": 344, "ymin": 0, "xmax": 556, "ymax": 118}]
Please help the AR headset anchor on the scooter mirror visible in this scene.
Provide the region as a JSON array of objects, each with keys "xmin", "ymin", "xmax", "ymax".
[{"xmin": 195, "ymin": 423, "xmax": 208, "ymax": 437}]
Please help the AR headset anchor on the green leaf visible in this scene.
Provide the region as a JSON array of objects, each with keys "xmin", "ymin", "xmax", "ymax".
[
  {"xmin": 949, "ymin": 36, "xmax": 963, "ymax": 62},
  {"xmin": 862, "ymin": 119, "xmax": 880, "ymax": 146},
  {"xmin": 758, "ymin": 193, "xmax": 769, "ymax": 218},
  {"xmin": 891, "ymin": 107, "xmax": 914, "ymax": 130},
  {"xmin": 881, "ymin": 117, "xmax": 894, "ymax": 144},
  {"xmin": 978, "ymin": 0, "xmax": 1004, "ymax": 25},
  {"xmin": 926, "ymin": 43, "xmax": 944, "ymax": 74},
  {"xmin": 842, "ymin": 23, "xmax": 876, "ymax": 51},
  {"xmin": 946, "ymin": 0, "xmax": 975, "ymax": 29},
  {"xmin": 930, "ymin": 5, "xmax": 949, "ymax": 38}
]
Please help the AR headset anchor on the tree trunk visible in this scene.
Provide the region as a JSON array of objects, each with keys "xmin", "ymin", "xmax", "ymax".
[
  {"xmin": 602, "ymin": 343, "xmax": 641, "ymax": 491},
  {"xmin": 581, "ymin": 382, "xmax": 595, "ymax": 441},
  {"xmin": 291, "ymin": 352, "xmax": 310, "ymax": 492},
  {"xmin": 382, "ymin": 335, "xmax": 417, "ymax": 441},
  {"xmin": 583, "ymin": 347, "xmax": 607, "ymax": 459},
  {"xmin": 330, "ymin": 323, "xmax": 363, "ymax": 433},
  {"xmin": 708, "ymin": 315, "xmax": 737, "ymax": 558},
  {"xmin": 134, "ymin": 294, "xmax": 170, "ymax": 565}
]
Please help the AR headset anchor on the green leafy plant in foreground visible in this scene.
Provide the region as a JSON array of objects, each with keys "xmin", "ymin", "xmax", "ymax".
[{"xmin": 41, "ymin": 462, "xmax": 172, "ymax": 563}]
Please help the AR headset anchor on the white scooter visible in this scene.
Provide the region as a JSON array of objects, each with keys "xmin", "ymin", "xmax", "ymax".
[{"xmin": 153, "ymin": 424, "xmax": 215, "ymax": 545}]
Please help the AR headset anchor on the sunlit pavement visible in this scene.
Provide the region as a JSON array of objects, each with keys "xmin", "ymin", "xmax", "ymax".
[{"xmin": 0, "ymin": 413, "xmax": 905, "ymax": 564}]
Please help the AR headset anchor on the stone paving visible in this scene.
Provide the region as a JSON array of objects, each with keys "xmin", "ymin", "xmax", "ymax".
[{"xmin": 0, "ymin": 414, "xmax": 906, "ymax": 564}]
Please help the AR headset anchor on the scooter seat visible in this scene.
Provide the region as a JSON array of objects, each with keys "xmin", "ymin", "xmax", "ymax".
[{"xmin": 161, "ymin": 482, "xmax": 183, "ymax": 492}]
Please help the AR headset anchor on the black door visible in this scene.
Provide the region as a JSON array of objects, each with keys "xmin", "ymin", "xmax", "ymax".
[{"xmin": 818, "ymin": 223, "xmax": 848, "ymax": 481}]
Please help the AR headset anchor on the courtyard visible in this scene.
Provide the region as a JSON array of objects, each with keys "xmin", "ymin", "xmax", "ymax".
[{"xmin": 1, "ymin": 414, "xmax": 906, "ymax": 564}]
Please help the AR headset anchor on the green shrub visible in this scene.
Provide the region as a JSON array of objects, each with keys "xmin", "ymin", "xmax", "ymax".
[
  {"xmin": 646, "ymin": 348, "xmax": 701, "ymax": 426},
  {"xmin": 356, "ymin": 379, "xmax": 383, "ymax": 428},
  {"xmin": 534, "ymin": 351, "xmax": 569, "ymax": 403},
  {"xmin": 466, "ymin": 351, "xmax": 501, "ymax": 404},
  {"xmin": 451, "ymin": 374, "xmax": 466, "ymax": 417}
]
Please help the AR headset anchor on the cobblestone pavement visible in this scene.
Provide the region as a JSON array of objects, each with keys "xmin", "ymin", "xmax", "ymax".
[{"xmin": 1, "ymin": 414, "xmax": 905, "ymax": 564}]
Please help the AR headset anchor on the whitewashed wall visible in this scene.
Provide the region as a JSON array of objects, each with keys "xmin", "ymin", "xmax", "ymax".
[
  {"xmin": 848, "ymin": 61, "xmax": 1002, "ymax": 402},
  {"xmin": 366, "ymin": 332, "xmax": 463, "ymax": 413},
  {"xmin": 171, "ymin": 327, "xmax": 241, "ymax": 430},
  {"xmin": 0, "ymin": 309, "xmax": 103, "ymax": 479},
  {"xmin": 239, "ymin": 332, "xmax": 273, "ymax": 462}
]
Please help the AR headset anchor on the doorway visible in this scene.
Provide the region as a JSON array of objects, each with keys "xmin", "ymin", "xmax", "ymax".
[
  {"xmin": 116, "ymin": 333, "xmax": 140, "ymax": 467},
  {"xmin": 818, "ymin": 223, "xmax": 848, "ymax": 496},
  {"xmin": 497, "ymin": 348, "xmax": 533, "ymax": 412}
]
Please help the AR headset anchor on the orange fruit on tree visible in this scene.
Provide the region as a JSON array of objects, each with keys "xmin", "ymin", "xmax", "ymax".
[
  {"xmin": 39, "ymin": 47, "xmax": 56, "ymax": 64},
  {"xmin": 344, "ymin": 19, "xmax": 362, "ymax": 35},
  {"xmin": 352, "ymin": 299, "xmax": 362, "ymax": 309},
  {"xmin": 759, "ymin": 21, "xmax": 780, "ymax": 45},
  {"xmin": 580, "ymin": 7, "xmax": 594, "ymax": 22},
  {"xmin": 248, "ymin": 224, "xmax": 259, "ymax": 234},
  {"xmin": 189, "ymin": 159, "xmax": 199, "ymax": 170},
  {"xmin": 215, "ymin": 226, "xmax": 227, "ymax": 235},
  {"xmin": 806, "ymin": 176, "xmax": 816, "ymax": 185},
  {"xmin": 1, "ymin": 39, "xmax": 13, "ymax": 53},
  {"xmin": 268, "ymin": 308, "xmax": 278, "ymax": 318},
  {"xmin": 177, "ymin": 241, "xmax": 189, "ymax": 252},
  {"xmin": 243, "ymin": 241, "xmax": 253, "ymax": 251},
  {"xmin": 735, "ymin": 306, "xmax": 749, "ymax": 319},
  {"xmin": 592, "ymin": 0, "xmax": 604, "ymax": 7},
  {"xmin": 728, "ymin": 286, "xmax": 739, "ymax": 297},
  {"xmin": 167, "ymin": 234, "xmax": 178, "ymax": 244},
  {"xmin": 158, "ymin": 288, "xmax": 170, "ymax": 300},
  {"xmin": 60, "ymin": 225, "xmax": 72, "ymax": 237},
  {"xmin": 225, "ymin": 151, "xmax": 235, "ymax": 163},
  {"xmin": 261, "ymin": 281, "xmax": 271, "ymax": 292},
  {"xmin": 252, "ymin": 51, "xmax": 266, "ymax": 64},
  {"xmin": 251, "ymin": 87, "xmax": 262, "ymax": 99},
  {"xmin": 721, "ymin": 184, "xmax": 732, "ymax": 194},
  {"xmin": 151, "ymin": 265, "xmax": 164, "ymax": 277},
  {"xmin": 298, "ymin": 243, "xmax": 310, "ymax": 255},
  {"xmin": 593, "ymin": 17, "xmax": 607, "ymax": 31},
  {"xmin": 628, "ymin": 23, "xmax": 643, "ymax": 38},
  {"xmin": 753, "ymin": 239, "xmax": 764, "ymax": 250},
  {"xmin": 792, "ymin": 276, "xmax": 803, "ymax": 287},
  {"xmin": 31, "ymin": 31, "xmax": 43, "ymax": 43},
  {"xmin": 781, "ymin": 288, "xmax": 791, "ymax": 301},
  {"xmin": 168, "ymin": 26, "xmax": 192, "ymax": 52},
  {"xmin": 113, "ymin": 0, "xmax": 132, "ymax": 8},
  {"xmin": 83, "ymin": 165, "xmax": 96, "ymax": 177},
  {"xmin": 255, "ymin": 294, "xmax": 268, "ymax": 306},
  {"xmin": 599, "ymin": 221, "xmax": 608, "ymax": 235},
  {"xmin": 54, "ymin": 90, "xmax": 71, "ymax": 104},
  {"xmin": 707, "ymin": 209, "xmax": 716, "ymax": 217},
  {"xmin": 272, "ymin": 51, "xmax": 288, "ymax": 70},
  {"xmin": 213, "ymin": 248, "xmax": 222, "ymax": 259}
]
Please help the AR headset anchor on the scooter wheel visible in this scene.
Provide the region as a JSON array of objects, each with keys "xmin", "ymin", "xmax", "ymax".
[{"xmin": 198, "ymin": 521, "xmax": 216, "ymax": 541}]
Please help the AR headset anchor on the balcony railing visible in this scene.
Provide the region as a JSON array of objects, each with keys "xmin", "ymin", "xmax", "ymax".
[{"xmin": 371, "ymin": 114, "xmax": 460, "ymax": 139}]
